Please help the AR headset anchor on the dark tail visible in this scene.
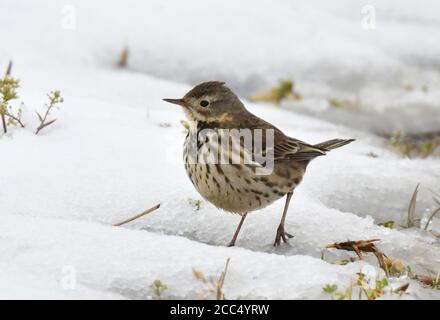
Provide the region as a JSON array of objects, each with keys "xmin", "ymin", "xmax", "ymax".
[{"xmin": 314, "ymin": 139, "xmax": 355, "ymax": 151}]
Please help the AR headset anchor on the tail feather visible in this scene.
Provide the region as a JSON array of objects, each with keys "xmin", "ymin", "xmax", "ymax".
[{"xmin": 314, "ymin": 138, "xmax": 355, "ymax": 151}]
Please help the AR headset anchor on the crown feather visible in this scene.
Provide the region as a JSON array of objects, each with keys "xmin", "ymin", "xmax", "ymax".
[{"xmin": 185, "ymin": 81, "xmax": 227, "ymax": 99}]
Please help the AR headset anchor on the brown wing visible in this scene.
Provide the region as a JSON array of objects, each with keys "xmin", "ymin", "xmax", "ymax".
[
  {"xmin": 225, "ymin": 111, "xmax": 328, "ymax": 163},
  {"xmin": 273, "ymin": 135, "xmax": 327, "ymax": 162}
]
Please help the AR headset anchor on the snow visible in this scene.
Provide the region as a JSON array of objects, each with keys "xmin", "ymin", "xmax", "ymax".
[{"xmin": 0, "ymin": 0, "xmax": 439, "ymax": 299}]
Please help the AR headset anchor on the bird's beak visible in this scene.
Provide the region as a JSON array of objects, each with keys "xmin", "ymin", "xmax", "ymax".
[{"xmin": 162, "ymin": 98, "xmax": 186, "ymax": 106}]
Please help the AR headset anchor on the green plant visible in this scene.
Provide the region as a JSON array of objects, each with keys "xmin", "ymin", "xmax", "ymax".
[
  {"xmin": 328, "ymin": 98, "xmax": 359, "ymax": 110},
  {"xmin": 389, "ymin": 130, "xmax": 439, "ymax": 158},
  {"xmin": 327, "ymin": 272, "xmax": 408, "ymax": 300},
  {"xmin": 188, "ymin": 198, "xmax": 202, "ymax": 211},
  {"xmin": 378, "ymin": 220, "xmax": 394, "ymax": 229},
  {"xmin": 150, "ymin": 279, "xmax": 167, "ymax": 299},
  {"xmin": 1, "ymin": 61, "xmax": 64, "ymax": 136},
  {"xmin": 322, "ymin": 284, "xmax": 337, "ymax": 293},
  {"xmin": 273, "ymin": 80, "xmax": 295, "ymax": 103},
  {"xmin": 0, "ymin": 74, "xmax": 23, "ymax": 133}
]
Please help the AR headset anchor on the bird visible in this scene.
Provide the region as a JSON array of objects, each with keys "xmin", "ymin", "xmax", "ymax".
[{"xmin": 163, "ymin": 81, "xmax": 354, "ymax": 247}]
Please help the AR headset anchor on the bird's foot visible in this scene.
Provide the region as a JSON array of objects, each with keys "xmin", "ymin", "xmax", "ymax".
[{"xmin": 273, "ymin": 225, "xmax": 294, "ymax": 247}]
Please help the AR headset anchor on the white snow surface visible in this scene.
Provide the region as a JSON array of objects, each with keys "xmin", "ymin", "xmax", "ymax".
[{"xmin": 0, "ymin": 0, "xmax": 439, "ymax": 299}]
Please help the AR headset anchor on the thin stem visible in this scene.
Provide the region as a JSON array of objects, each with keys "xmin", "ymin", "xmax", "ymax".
[
  {"xmin": 5, "ymin": 60, "xmax": 12, "ymax": 76},
  {"xmin": 1, "ymin": 60, "xmax": 13, "ymax": 133},
  {"xmin": 1, "ymin": 114, "xmax": 6, "ymax": 134},
  {"xmin": 216, "ymin": 258, "xmax": 230, "ymax": 300},
  {"xmin": 5, "ymin": 111, "xmax": 25, "ymax": 128},
  {"xmin": 407, "ymin": 184, "xmax": 419, "ymax": 228},
  {"xmin": 113, "ymin": 203, "xmax": 160, "ymax": 226},
  {"xmin": 424, "ymin": 207, "xmax": 440, "ymax": 231},
  {"xmin": 35, "ymin": 100, "xmax": 55, "ymax": 135}
]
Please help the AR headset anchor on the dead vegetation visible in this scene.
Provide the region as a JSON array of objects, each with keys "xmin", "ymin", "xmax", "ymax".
[
  {"xmin": 423, "ymin": 191, "xmax": 440, "ymax": 231},
  {"xmin": 323, "ymin": 185, "xmax": 439, "ymax": 294},
  {"xmin": 326, "ymin": 239, "xmax": 389, "ymax": 275},
  {"xmin": 406, "ymin": 184, "xmax": 420, "ymax": 228},
  {"xmin": 192, "ymin": 258, "xmax": 230, "ymax": 300},
  {"xmin": 325, "ymin": 237, "xmax": 439, "ymax": 293},
  {"xmin": 113, "ymin": 203, "xmax": 160, "ymax": 226},
  {"xmin": 403, "ymin": 183, "xmax": 440, "ymax": 234},
  {"xmin": 416, "ymin": 273, "xmax": 440, "ymax": 289},
  {"xmin": 117, "ymin": 47, "xmax": 129, "ymax": 68},
  {"xmin": 249, "ymin": 80, "xmax": 302, "ymax": 105},
  {"xmin": 328, "ymin": 97, "xmax": 360, "ymax": 111},
  {"xmin": 389, "ymin": 130, "xmax": 440, "ymax": 158}
]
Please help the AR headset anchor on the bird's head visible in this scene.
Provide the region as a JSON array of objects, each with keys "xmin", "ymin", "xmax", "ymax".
[{"xmin": 163, "ymin": 81, "xmax": 247, "ymax": 125}]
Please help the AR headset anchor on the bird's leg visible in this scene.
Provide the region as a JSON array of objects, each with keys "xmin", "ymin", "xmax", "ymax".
[
  {"xmin": 274, "ymin": 192, "xmax": 294, "ymax": 247},
  {"xmin": 227, "ymin": 213, "xmax": 248, "ymax": 247}
]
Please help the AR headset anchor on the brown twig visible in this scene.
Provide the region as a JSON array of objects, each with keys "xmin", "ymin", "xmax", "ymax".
[
  {"xmin": 394, "ymin": 282, "xmax": 410, "ymax": 293},
  {"xmin": 35, "ymin": 91, "xmax": 63, "ymax": 135},
  {"xmin": 1, "ymin": 112, "xmax": 6, "ymax": 134},
  {"xmin": 35, "ymin": 108, "xmax": 56, "ymax": 135},
  {"xmin": 113, "ymin": 203, "xmax": 160, "ymax": 226},
  {"xmin": 326, "ymin": 239, "xmax": 389, "ymax": 275},
  {"xmin": 415, "ymin": 272, "xmax": 440, "ymax": 289},
  {"xmin": 5, "ymin": 60, "xmax": 12, "ymax": 76},
  {"xmin": 5, "ymin": 110, "xmax": 25, "ymax": 128},
  {"xmin": 118, "ymin": 47, "xmax": 129, "ymax": 68},
  {"xmin": 216, "ymin": 258, "xmax": 230, "ymax": 300}
]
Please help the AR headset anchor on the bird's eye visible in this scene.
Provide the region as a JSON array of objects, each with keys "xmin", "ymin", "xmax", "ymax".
[{"xmin": 200, "ymin": 100, "xmax": 210, "ymax": 107}]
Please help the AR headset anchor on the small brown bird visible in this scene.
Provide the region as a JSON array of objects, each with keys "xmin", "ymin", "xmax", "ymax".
[{"xmin": 164, "ymin": 81, "xmax": 354, "ymax": 247}]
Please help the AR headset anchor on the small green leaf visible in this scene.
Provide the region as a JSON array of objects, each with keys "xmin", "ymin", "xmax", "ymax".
[
  {"xmin": 188, "ymin": 198, "xmax": 202, "ymax": 211},
  {"xmin": 180, "ymin": 119, "xmax": 190, "ymax": 130},
  {"xmin": 420, "ymin": 140, "xmax": 433, "ymax": 154},
  {"xmin": 323, "ymin": 284, "xmax": 338, "ymax": 293},
  {"xmin": 378, "ymin": 220, "xmax": 394, "ymax": 229}
]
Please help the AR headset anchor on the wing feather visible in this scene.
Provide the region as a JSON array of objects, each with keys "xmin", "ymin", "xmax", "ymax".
[{"xmin": 273, "ymin": 136, "xmax": 327, "ymax": 162}]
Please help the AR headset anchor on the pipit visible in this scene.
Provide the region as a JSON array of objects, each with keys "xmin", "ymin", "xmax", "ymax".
[{"xmin": 164, "ymin": 81, "xmax": 354, "ymax": 247}]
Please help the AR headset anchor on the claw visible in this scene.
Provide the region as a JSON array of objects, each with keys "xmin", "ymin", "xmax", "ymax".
[{"xmin": 273, "ymin": 225, "xmax": 293, "ymax": 247}]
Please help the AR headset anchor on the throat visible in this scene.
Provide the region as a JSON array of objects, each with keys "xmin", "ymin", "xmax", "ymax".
[{"xmin": 196, "ymin": 121, "xmax": 219, "ymax": 131}]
